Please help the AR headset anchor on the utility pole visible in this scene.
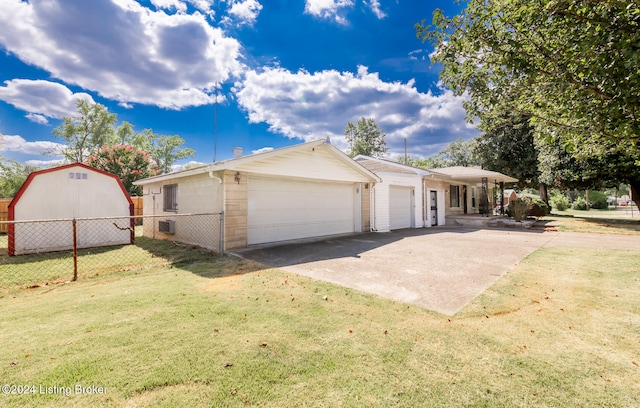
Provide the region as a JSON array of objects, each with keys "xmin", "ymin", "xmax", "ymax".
[{"xmin": 213, "ymin": 84, "xmax": 218, "ymax": 163}]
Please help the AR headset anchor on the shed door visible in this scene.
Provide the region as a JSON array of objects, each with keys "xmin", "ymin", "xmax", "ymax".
[
  {"xmin": 389, "ymin": 185, "xmax": 413, "ymax": 230},
  {"xmin": 247, "ymin": 176, "xmax": 355, "ymax": 245}
]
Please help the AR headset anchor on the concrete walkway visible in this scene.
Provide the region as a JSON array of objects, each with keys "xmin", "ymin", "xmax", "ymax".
[{"xmin": 232, "ymin": 227, "xmax": 638, "ymax": 315}]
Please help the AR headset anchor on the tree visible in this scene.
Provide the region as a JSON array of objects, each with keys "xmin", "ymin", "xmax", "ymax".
[
  {"xmin": 416, "ymin": 1, "xmax": 640, "ymax": 211},
  {"xmin": 416, "ymin": 0, "xmax": 640, "ymax": 144},
  {"xmin": 86, "ymin": 145, "xmax": 160, "ymax": 196},
  {"xmin": 408, "ymin": 137, "xmax": 480, "ymax": 169},
  {"xmin": 53, "ymin": 100, "xmax": 117, "ymax": 162},
  {"xmin": 345, "ymin": 117, "xmax": 388, "ymax": 158},
  {"xmin": 473, "ymin": 115, "xmax": 540, "ymax": 190},
  {"xmin": 121, "ymin": 129, "xmax": 195, "ymax": 174},
  {"xmin": 0, "ymin": 160, "xmax": 41, "ymax": 198}
]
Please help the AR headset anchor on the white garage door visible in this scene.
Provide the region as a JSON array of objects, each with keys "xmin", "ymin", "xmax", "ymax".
[
  {"xmin": 248, "ymin": 176, "xmax": 356, "ymax": 245},
  {"xmin": 389, "ymin": 185, "xmax": 413, "ymax": 230}
]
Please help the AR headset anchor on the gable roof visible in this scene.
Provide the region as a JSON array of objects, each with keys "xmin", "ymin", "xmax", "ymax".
[
  {"xmin": 429, "ymin": 166, "xmax": 518, "ymax": 184},
  {"xmin": 9, "ymin": 163, "xmax": 132, "ymax": 209},
  {"xmin": 134, "ymin": 139, "xmax": 380, "ymax": 185},
  {"xmin": 353, "ymin": 155, "xmax": 433, "ymax": 177}
]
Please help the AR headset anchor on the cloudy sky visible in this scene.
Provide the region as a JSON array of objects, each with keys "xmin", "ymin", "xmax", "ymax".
[{"xmin": 0, "ymin": 0, "xmax": 477, "ymax": 168}]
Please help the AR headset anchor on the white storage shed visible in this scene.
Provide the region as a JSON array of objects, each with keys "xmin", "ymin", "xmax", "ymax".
[{"xmin": 8, "ymin": 163, "xmax": 134, "ymax": 255}]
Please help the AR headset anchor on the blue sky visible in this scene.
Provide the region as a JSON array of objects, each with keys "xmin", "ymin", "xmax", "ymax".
[{"xmin": 0, "ymin": 0, "xmax": 477, "ymax": 169}]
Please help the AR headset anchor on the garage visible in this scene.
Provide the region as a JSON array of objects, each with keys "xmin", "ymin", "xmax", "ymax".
[
  {"xmin": 247, "ymin": 176, "xmax": 356, "ymax": 245},
  {"xmin": 389, "ymin": 185, "xmax": 413, "ymax": 230}
]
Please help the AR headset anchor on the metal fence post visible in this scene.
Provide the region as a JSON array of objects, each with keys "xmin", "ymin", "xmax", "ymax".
[
  {"xmin": 72, "ymin": 218, "xmax": 78, "ymax": 281},
  {"xmin": 219, "ymin": 211, "xmax": 224, "ymax": 254}
]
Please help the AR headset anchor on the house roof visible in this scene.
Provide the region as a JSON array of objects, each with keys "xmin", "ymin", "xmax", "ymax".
[
  {"xmin": 429, "ymin": 166, "xmax": 518, "ymax": 184},
  {"xmin": 353, "ymin": 155, "xmax": 433, "ymax": 177},
  {"xmin": 9, "ymin": 162, "xmax": 132, "ymax": 209},
  {"xmin": 134, "ymin": 139, "xmax": 380, "ymax": 185}
]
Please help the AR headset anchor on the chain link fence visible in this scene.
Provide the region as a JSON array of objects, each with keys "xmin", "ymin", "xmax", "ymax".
[{"xmin": 0, "ymin": 213, "xmax": 223, "ymax": 290}]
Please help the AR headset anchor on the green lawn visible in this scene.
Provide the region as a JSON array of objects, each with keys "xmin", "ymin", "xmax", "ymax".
[
  {"xmin": 542, "ymin": 210, "xmax": 640, "ymax": 235},
  {"xmin": 1, "ymin": 245, "xmax": 639, "ymax": 407}
]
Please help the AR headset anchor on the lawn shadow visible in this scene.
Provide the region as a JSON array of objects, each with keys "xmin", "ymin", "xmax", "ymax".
[{"xmin": 545, "ymin": 213, "xmax": 640, "ymax": 234}]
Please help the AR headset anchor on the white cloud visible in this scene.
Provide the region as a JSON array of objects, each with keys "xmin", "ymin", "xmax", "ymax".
[
  {"xmin": 25, "ymin": 159, "xmax": 65, "ymax": 168},
  {"xmin": 366, "ymin": 0, "xmax": 386, "ymax": 19},
  {"xmin": 304, "ymin": 0, "xmax": 354, "ymax": 24},
  {"xmin": 25, "ymin": 113, "xmax": 50, "ymax": 125},
  {"xmin": 150, "ymin": 0, "xmax": 188, "ymax": 12},
  {"xmin": 251, "ymin": 146, "xmax": 274, "ymax": 154},
  {"xmin": 0, "ymin": 0, "xmax": 244, "ymax": 110},
  {"xmin": 0, "ymin": 79, "xmax": 94, "ymax": 119},
  {"xmin": 234, "ymin": 66, "xmax": 478, "ymax": 157},
  {"xmin": 0, "ymin": 135, "xmax": 65, "ymax": 156},
  {"xmin": 226, "ymin": 0, "xmax": 262, "ymax": 26}
]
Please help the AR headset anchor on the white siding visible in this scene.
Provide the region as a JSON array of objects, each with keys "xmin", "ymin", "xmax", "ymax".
[
  {"xmin": 237, "ymin": 145, "xmax": 372, "ymax": 183},
  {"xmin": 371, "ymin": 172, "xmax": 422, "ymax": 232}
]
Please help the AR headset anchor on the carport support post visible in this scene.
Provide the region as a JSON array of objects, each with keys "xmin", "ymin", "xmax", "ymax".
[{"xmin": 72, "ymin": 218, "xmax": 78, "ymax": 281}]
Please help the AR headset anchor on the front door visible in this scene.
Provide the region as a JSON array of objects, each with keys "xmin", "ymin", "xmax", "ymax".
[{"xmin": 430, "ymin": 191, "xmax": 438, "ymax": 226}]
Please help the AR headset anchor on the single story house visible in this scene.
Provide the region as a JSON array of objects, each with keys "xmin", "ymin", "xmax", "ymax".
[
  {"xmin": 8, "ymin": 163, "xmax": 134, "ymax": 255},
  {"xmin": 354, "ymin": 157, "xmax": 518, "ymax": 230},
  {"xmin": 133, "ymin": 139, "xmax": 379, "ymax": 252}
]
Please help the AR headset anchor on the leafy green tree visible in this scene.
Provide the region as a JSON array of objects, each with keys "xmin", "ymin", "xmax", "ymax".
[
  {"xmin": 86, "ymin": 145, "xmax": 160, "ymax": 195},
  {"xmin": 345, "ymin": 117, "xmax": 388, "ymax": 158},
  {"xmin": 53, "ymin": 100, "xmax": 117, "ymax": 162},
  {"xmin": 120, "ymin": 129, "xmax": 195, "ymax": 174},
  {"xmin": 473, "ymin": 114, "xmax": 541, "ymax": 189},
  {"xmin": 416, "ymin": 0, "xmax": 640, "ymax": 144},
  {"xmin": 417, "ymin": 0, "xmax": 640, "ymax": 211},
  {"xmin": 0, "ymin": 160, "xmax": 41, "ymax": 198},
  {"xmin": 409, "ymin": 137, "xmax": 479, "ymax": 169}
]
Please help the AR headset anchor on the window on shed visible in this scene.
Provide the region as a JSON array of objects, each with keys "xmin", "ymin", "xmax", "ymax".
[
  {"xmin": 164, "ymin": 184, "xmax": 178, "ymax": 212},
  {"xmin": 450, "ymin": 185, "xmax": 460, "ymax": 208}
]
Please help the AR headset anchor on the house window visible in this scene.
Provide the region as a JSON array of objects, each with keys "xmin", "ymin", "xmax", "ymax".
[
  {"xmin": 164, "ymin": 184, "xmax": 178, "ymax": 212},
  {"xmin": 450, "ymin": 185, "xmax": 460, "ymax": 208},
  {"xmin": 471, "ymin": 187, "xmax": 476, "ymax": 208}
]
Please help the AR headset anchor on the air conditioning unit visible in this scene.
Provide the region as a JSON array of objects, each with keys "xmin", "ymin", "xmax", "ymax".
[{"xmin": 158, "ymin": 220, "xmax": 175, "ymax": 234}]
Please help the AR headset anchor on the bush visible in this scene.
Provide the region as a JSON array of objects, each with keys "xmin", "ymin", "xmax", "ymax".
[
  {"xmin": 550, "ymin": 194, "xmax": 570, "ymax": 211},
  {"xmin": 572, "ymin": 196, "xmax": 589, "ymax": 210},
  {"xmin": 524, "ymin": 197, "xmax": 549, "ymax": 217},
  {"xmin": 507, "ymin": 198, "xmax": 530, "ymax": 222},
  {"xmin": 588, "ymin": 190, "xmax": 609, "ymax": 210}
]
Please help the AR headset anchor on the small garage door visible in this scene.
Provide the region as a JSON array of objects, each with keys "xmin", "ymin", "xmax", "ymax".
[
  {"xmin": 248, "ymin": 176, "xmax": 356, "ymax": 245},
  {"xmin": 389, "ymin": 185, "xmax": 413, "ymax": 230}
]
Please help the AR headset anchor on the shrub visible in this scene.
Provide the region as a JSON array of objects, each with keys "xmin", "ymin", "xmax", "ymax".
[
  {"xmin": 507, "ymin": 198, "xmax": 531, "ymax": 222},
  {"xmin": 550, "ymin": 194, "xmax": 570, "ymax": 211},
  {"xmin": 572, "ymin": 196, "xmax": 589, "ymax": 210},
  {"xmin": 588, "ymin": 190, "xmax": 609, "ymax": 210},
  {"xmin": 524, "ymin": 197, "xmax": 549, "ymax": 217}
]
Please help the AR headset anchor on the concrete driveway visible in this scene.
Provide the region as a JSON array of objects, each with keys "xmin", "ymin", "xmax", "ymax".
[{"xmin": 232, "ymin": 227, "xmax": 638, "ymax": 315}]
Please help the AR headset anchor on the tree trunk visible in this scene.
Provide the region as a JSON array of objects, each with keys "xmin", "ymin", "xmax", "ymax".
[
  {"xmin": 539, "ymin": 183, "xmax": 549, "ymax": 205},
  {"xmin": 630, "ymin": 180, "xmax": 640, "ymax": 213}
]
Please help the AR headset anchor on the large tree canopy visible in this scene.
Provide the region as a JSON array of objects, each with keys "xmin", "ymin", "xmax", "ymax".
[
  {"xmin": 473, "ymin": 114, "xmax": 540, "ymax": 190},
  {"xmin": 416, "ymin": 0, "xmax": 640, "ymax": 144}
]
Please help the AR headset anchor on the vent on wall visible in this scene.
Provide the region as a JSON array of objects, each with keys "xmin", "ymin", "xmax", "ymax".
[{"xmin": 158, "ymin": 220, "xmax": 175, "ymax": 234}]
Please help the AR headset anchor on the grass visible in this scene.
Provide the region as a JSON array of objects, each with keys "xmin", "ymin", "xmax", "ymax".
[
  {"xmin": 0, "ymin": 245, "xmax": 639, "ymax": 407},
  {"xmin": 541, "ymin": 208, "xmax": 640, "ymax": 235},
  {"xmin": 0, "ymin": 234, "xmax": 217, "ymax": 290}
]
